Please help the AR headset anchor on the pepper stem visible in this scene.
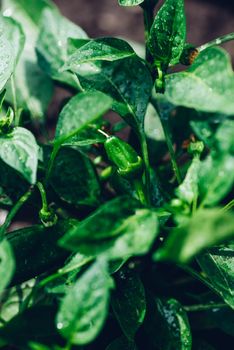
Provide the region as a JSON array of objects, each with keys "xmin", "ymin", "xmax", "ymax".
[
  {"xmin": 0, "ymin": 187, "xmax": 33, "ymax": 239},
  {"xmin": 37, "ymin": 181, "xmax": 49, "ymax": 212}
]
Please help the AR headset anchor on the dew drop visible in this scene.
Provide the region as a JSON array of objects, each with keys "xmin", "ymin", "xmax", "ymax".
[{"xmin": 57, "ymin": 322, "xmax": 64, "ymax": 329}]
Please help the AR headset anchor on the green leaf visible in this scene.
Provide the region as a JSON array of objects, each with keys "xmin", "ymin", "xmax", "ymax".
[
  {"xmin": 176, "ymin": 157, "xmax": 201, "ymax": 205},
  {"xmin": 63, "ymin": 38, "xmax": 135, "ymax": 72},
  {"xmin": 50, "ymin": 147, "xmax": 101, "ymax": 207},
  {"xmin": 61, "ymin": 209, "xmax": 158, "ymax": 259},
  {"xmin": 199, "ymin": 153, "xmax": 234, "ymax": 206},
  {"xmin": 45, "ymin": 253, "xmax": 92, "ymax": 296},
  {"xmin": 111, "ymin": 269, "xmax": 146, "ymax": 340},
  {"xmin": 199, "ymin": 120, "xmax": 234, "ymax": 206},
  {"xmin": 55, "ymin": 91, "xmax": 112, "ymax": 143},
  {"xmin": 59, "ymin": 197, "xmax": 158, "ymax": 259},
  {"xmin": 215, "ymin": 119, "xmax": 234, "ymax": 153},
  {"xmin": 0, "ymin": 24, "xmax": 14, "ymax": 92},
  {"xmin": 165, "ymin": 48, "xmax": 234, "ymax": 115},
  {"xmin": 154, "ymin": 298, "xmax": 192, "ymax": 350},
  {"xmin": 63, "ymin": 126, "xmax": 106, "ymax": 147},
  {"xmin": 197, "ymin": 243, "xmax": 234, "ymax": 309},
  {"xmin": 155, "ymin": 208, "xmax": 234, "ymax": 263},
  {"xmin": 148, "ymin": 0, "xmax": 186, "ymax": 65},
  {"xmin": 0, "ymin": 16, "xmax": 25, "ymax": 66},
  {"xmin": 60, "ymin": 196, "xmax": 141, "ymax": 244},
  {"xmin": 2, "ymin": 0, "xmax": 54, "ymax": 121},
  {"xmin": 0, "ymin": 239, "xmax": 15, "ymax": 294},
  {"xmin": 0, "ymin": 127, "xmax": 38, "ymax": 184},
  {"xmin": 56, "ymin": 258, "xmax": 112, "ymax": 345},
  {"xmin": 36, "ymin": 7, "xmax": 87, "ymax": 88},
  {"xmin": 118, "ymin": 0, "xmax": 144, "ymax": 6},
  {"xmin": 67, "ymin": 56, "xmax": 153, "ymax": 131},
  {"xmin": 0, "ymin": 158, "xmax": 28, "ymax": 205},
  {"xmin": 106, "ymin": 336, "xmax": 138, "ymax": 350}
]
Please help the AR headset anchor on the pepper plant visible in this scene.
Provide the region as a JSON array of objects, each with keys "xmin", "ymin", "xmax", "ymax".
[{"xmin": 0, "ymin": 0, "xmax": 233, "ymax": 349}]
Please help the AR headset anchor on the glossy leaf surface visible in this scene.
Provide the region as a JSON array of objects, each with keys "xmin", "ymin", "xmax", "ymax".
[
  {"xmin": 165, "ymin": 48, "xmax": 234, "ymax": 115},
  {"xmin": 0, "ymin": 127, "xmax": 38, "ymax": 184},
  {"xmin": 197, "ymin": 243, "xmax": 234, "ymax": 309},
  {"xmin": 148, "ymin": 0, "xmax": 186, "ymax": 65},
  {"xmin": 55, "ymin": 91, "xmax": 112, "ymax": 142},
  {"xmin": 63, "ymin": 37, "xmax": 135, "ymax": 71},
  {"xmin": 111, "ymin": 269, "xmax": 146, "ymax": 340},
  {"xmin": 156, "ymin": 209, "xmax": 234, "ymax": 263},
  {"xmin": 67, "ymin": 57, "xmax": 153, "ymax": 131},
  {"xmin": 50, "ymin": 147, "xmax": 101, "ymax": 207},
  {"xmin": 2, "ymin": 0, "xmax": 54, "ymax": 121},
  {"xmin": 56, "ymin": 258, "xmax": 112, "ymax": 345},
  {"xmin": 36, "ymin": 6, "xmax": 87, "ymax": 88}
]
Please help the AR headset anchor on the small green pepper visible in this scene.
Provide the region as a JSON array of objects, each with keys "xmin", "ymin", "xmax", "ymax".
[
  {"xmin": 39, "ymin": 207, "xmax": 58, "ymax": 228},
  {"xmin": 104, "ymin": 136, "xmax": 143, "ymax": 179}
]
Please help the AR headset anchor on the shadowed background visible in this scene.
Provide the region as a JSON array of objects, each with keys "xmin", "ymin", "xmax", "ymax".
[
  {"xmin": 47, "ymin": 0, "xmax": 234, "ymax": 130},
  {"xmin": 53, "ymin": 0, "xmax": 234, "ymax": 57}
]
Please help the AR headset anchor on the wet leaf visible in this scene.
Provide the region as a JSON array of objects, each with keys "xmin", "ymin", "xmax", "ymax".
[
  {"xmin": 197, "ymin": 243, "xmax": 234, "ymax": 308},
  {"xmin": 0, "ymin": 15, "xmax": 25, "ymax": 66},
  {"xmin": 165, "ymin": 48, "xmax": 234, "ymax": 115},
  {"xmin": 2, "ymin": 0, "xmax": 54, "ymax": 121},
  {"xmin": 0, "ymin": 22, "xmax": 14, "ymax": 92},
  {"xmin": 156, "ymin": 208, "xmax": 234, "ymax": 263},
  {"xmin": 63, "ymin": 37, "xmax": 135, "ymax": 71},
  {"xmin": 55, "ymin": 91, "xmax": 112, "ymax": 143},
  {"xmin": 176, "ymin": 157, "xmax": 201, "ymax": 205},
  {"xmin": 118, "ymin": 0, "xmax": 144, "ymax": 6},
  {"xmin": 60, "ymin": 205, "xmax": 158, "ymax": 260},
  {"xmin": 50, "ymin": 147, "xmax": 101, "ymax": 207},
  {"xmin": 111, "ymin": 269, "xmax": 146, "ymax": 340},
  {"xmin": 67, "ymin": 56, "xmax": 153, "ymax": 131},
  {"xmin": 148, "ymin": 0, "xmax": 186, "ymax": 65},
  {"xmin": 56, "ymin": 258, "xmax": 112, "ymax": 345},
  {"xmin": 154, "ymin": 298, "xmax": 192, "ymax": 350},
  {"xmin": 0, "ymin": 127, "xmax": 38, "ymax": 184},
  {"xmin": 36, "ymin": 6, "xmax": 87, "ymax": 88}
]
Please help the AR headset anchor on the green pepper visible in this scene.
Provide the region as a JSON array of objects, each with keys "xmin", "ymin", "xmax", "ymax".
[
  {"xmin": 39, "ymin": 208, "xmax": 58, "ymax": 227},
  {"xmin": 104, "ymin": 136, "xmax": 143, "ymax": 179}
]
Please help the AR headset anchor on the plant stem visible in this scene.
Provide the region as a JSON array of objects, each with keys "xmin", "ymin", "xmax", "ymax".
[
  {"xmin": 184, "ymin": 302, "xmax": 228, "ymax": 313},
  {"xmin": 198, "ymin": 32, "xmax": 234, "ymax": 52},
  {"xmin": 139, "ymin": 130, "xmax": 151, "ymax": 205},
  {"xmin": 133, "ymin": 178, "xmax": 148, "ymax": 206},
  {"xmin": 45, "ymin": 142, "xmax": 61, "ymax": 185},
  {"xmin": 142, "ymin": 2, "xmax": 154, "ymax": 63},
  {"xmin": 0, "ymin": 187, "xmax": 33, "ymax": 239},
  {"xmin": 151, "ymin": 97, "xmax": 182, "ymax": 184},
  {"xmin": 37, "ymin": 181, "xmax": 48, "ymax": 211},
  {"xmin": 221, "ymin": 199, "xmax": 234, "ymax": 213},
  {"xmin": 38, "ymin": 256, "xmax": 93, "ymax": 288},
  {"xmin": 10, "ymin": 76, "xmax": 20, "ymax": 126}
]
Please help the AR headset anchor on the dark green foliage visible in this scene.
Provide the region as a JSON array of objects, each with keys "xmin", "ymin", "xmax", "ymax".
[{"xmin": 0, "ymin": 0, "xmax": 233, "ymax": 349}]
